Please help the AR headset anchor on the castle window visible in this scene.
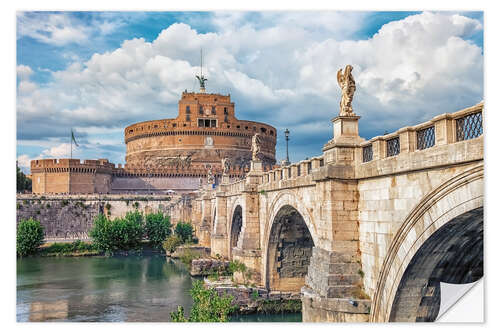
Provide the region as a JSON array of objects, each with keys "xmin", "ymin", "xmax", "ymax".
[
  {"xmin": 260, "ymin": 127, "xmax": 267, "ymax": 133},
  {"xmin": 245, "ymin": 126, "xmax": 248, "ymax": 130},
  {"xmin": 224, "ymin": 115, "xmax": 228, "ymax": 123},
  {"xmin": 129, "ymin": 130, "xmax": 133, "ymax": 133},
  {"xmin": 227, "ymin": 125, "xmax": 230, "ymax": 128},
  {"xmin": 210, "ymin": 120, "xmax": 217, "ymax": 127},
  {"xmin": 237, "ymin": 125, "xmax": 240, "ymax": 129},
  {"xmin": 199, "ymin": 106, "xmax": 203, "ymax": 115},
  {"xmin": 270, "ymin": 130, "xmax": 274, "ymax": 135},
  {"xmin": 186, "ymin": 105, "xmax": 191, "ymax": 114},
  {"xmin": 154, "ymin": 124, "xmax": 158, "ymax": 128},
  {"xmin": 183, "ymin": 123, "xmax": 187, "ymax": 127},
  {"xmin": 173, "ymin": 123, "xmax": 177, "ymax": 127},
  {"xmin": 211, "ymin": 106, "xmax": 216, "ymax": 115},
  {"xmin": 214, "ymin": 98, "xmax": 217, "ymax": 101},
  {"xmin": 186, "ymin": 115, "xmax": 191, "ymax": 122},
  {"xmin": 198, "ymin": 119, "xmax": 204, "ymax": 127},
  {"xmin": 224, "ymin": 107, "xmax": 228, "ymax": 115}
]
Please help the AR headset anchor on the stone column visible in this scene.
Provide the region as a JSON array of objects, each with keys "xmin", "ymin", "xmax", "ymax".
[
  {"xmin": 211, "ymin": 191, "xmax": 229, "ymax": 258},
  {"xmin": 198, "ymin": 193, "xmax": 213, "ymax": 248},
  {"xmin": 232, "ymin": 160, "xmax": 263, "ymax": 284},
  {"xmin": 305, "ymin": 114, "xmax": 371, "ymax": 322}
]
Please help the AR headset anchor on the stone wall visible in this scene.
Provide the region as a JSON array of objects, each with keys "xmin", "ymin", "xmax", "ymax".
[{"xmin": 16, "ymin": 194, "xmax": 181, "ymax": 241}]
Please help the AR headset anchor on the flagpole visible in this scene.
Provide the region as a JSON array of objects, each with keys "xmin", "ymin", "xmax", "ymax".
[{"xmin": 70, "ymin": 129, "xmax": 73, "ymax": 159}]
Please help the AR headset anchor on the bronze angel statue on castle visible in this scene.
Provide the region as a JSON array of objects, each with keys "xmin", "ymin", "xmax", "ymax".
[{"xmin": 337, "ymin": 65, "xmax": 356, "ymax": 116}]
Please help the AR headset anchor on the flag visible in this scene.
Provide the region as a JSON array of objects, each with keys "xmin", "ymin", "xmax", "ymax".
[{"xmin": 71, "ymin": 129, "xmax": 79, "ymax": 147}]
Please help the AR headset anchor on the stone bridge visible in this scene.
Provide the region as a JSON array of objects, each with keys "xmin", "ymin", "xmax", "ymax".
[{"xmin": 173, "ymin": 101, "xmax": 484, "ymax": 322}]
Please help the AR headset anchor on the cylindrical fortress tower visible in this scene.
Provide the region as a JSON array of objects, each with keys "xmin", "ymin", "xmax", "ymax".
[{"xmin": 124, "ymin": 91, "xmax": 276, "ymax": 173}]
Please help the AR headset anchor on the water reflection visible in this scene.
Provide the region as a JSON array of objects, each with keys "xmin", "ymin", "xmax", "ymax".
[
  {"xmin": 17, "ymin": 256, "xmax": 194, "ymax": 322},
  {"xmin": 17, "ymin": 256, "xmax": 301, "ymax": 322}
]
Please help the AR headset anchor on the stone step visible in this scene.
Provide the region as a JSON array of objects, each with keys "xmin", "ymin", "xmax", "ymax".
[
  {"xmin": 326, "ymin": 285, "xmax": 361, "ymax": 298},
  {"xmin": 329, "ymin": 263, "xmax": 361, "ymax": 275},
  {"xmin": 327, "ymin": 274, "xmax": 362, "ymax": 285}
]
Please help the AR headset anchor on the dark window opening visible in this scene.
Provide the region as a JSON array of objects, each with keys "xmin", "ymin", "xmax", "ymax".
[
  {"xmin": 199, "ymin": 106, "xmax": 203, "ymax": 115},
  {"xmin": 386, "ymin": 137, "xmax": 400, "ymax": 157},
  {"xmin": 198, "ymin": 119, "xmax": 204, "ymax": 127},
  {"xmin": 173, "ymin": 123, "xmax": 177, "ymax": 128},
  {"xmin": 205, "ymin": 119, "xmax": 210, "ymax": 127},
  {"xmin": 261, "ymin": 127, "xmax": 267, "ymax": 133},
  {"xmin": 270, "ymin": 130, "xmax": 274, "ymax": 135},
  {"xmin": 237, "ymin": 125, "xmax": 241, "ymax": 129},
  {"xmin": 210, "ymin": 120, "xmax": 217, "ymax": 127},
  {"xmin": 186, "ymin": 115, "xmax": 191, "ymax": 122},
  {"xmin": 224, "ymin": 107, "xmax": 228, "ymax": 115},
  {"xmin": 211, "ymin": 106, "xmax": 216, "ymax": 115},
  {"xmin": 245, "ymin": 126, "xmax": 248, "ymax": 130},
  {"xmin": 224, "ymin": 115, "xmax": 228, "ymax": 123},
  {"xmin": 186, "ymin": 105, "xmax": 191, "ymax": 114}
]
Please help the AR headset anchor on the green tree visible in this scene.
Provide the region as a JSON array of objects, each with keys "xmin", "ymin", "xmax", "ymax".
[
  {"xmin": 16, "ymin": 164, "xmax": 32, "ymax": 193},
  {"xmin": 89, "ymin": 212, "xmax": 144, "ymax": 253},
  {"xmin": 17, "ymin": 218, "xmax": 44, "ymax": 256},
  {"xmin": 170, "ymin": 280, "xmax": 235, "ymax": 322},
  {"xmin": 144, "ymin": 212, "xmax": 172, "ymax": 248},
  {"xmin": 174, "ymin": 222, "xmax": 194, "ymax": 243}
]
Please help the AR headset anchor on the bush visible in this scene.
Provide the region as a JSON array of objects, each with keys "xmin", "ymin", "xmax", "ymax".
[
  {"xmin": 170, "ymin": 280, "xmax": 236, "ymax": 322},
  {"xmin": 144, "ymin": 212, "xmax": 172, "ymax": 248},
  {"xmin": 179, "ymin": 249, "xmax": 200, "ymax": 266},
  {"xmin": 17, "ymin": 218, "xmax": 44, "ymax": 256},
  {"xmin": 89, "ymin": 212, "xmax": 144, "ymax": 253},
  {"xmin": 228, "ymin": 260, "xmax": 247, "ymax": 274},
  {"xmin": 175, "ymin": 222, "xmax": 194, "ymax": 243},
  {"xmin": 41, "ymin": 240, "xmax": 96, "ymax": 255},
  {"xmin": 163, "ymin": 234, "xmax": 182, "ymax": 253}
]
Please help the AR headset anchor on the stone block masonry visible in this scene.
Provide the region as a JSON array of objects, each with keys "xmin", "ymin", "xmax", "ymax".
[{"xmin": 16, "ymin": 194, "xmax": 183, "ymax": 241}]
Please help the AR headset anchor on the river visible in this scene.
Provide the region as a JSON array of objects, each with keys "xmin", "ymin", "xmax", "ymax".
[{"xmin": 16, "ymin": 255, "xmax": 301, "ymax": 322}]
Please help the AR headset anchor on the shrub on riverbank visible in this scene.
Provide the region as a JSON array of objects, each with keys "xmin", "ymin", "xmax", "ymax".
[
  {"xmin": 174, "ymin": 222, "xmax": 194, "ymax": 243},
  {"xmin": 163, "ymin": 234, "xmax": 182, "ymax": 253},
  {"xmin": 145, "ymin": 212, "xmax": 172, "ymax": 248},
  {"xmin": 170, "ymin": 280, "xmax": 236, "ymax": 322},
  {"xmin": 17, "ymin": 218, "xmax": 44, "ymax": 257},
  {"xmin": 89, "ymin": 212, "xmax": 144, "ymax": 253},
  {"xmin": 40, "ymin": 240, "xmax": 98, "ymax": 256}
]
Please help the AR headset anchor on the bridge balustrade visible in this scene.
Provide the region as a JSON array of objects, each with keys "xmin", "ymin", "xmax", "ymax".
[{"xmin": 456, "ymin": 111, "xmax": 483, "ymax": 141}]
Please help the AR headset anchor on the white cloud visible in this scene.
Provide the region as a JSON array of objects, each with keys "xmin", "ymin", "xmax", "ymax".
[
  {"xmin": 17, "ymin": 12, "xmax": 89, "ymax": 46},
  {"xmin": 17, "ymin": 11, "xmax": 483, "ymax": 163}
]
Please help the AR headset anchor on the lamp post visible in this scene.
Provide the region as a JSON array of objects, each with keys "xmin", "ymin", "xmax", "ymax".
[{"xmin": 284, "ymin": 128, "xmax": 290, "ymax": 165}]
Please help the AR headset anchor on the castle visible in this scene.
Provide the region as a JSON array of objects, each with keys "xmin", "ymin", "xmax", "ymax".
[{"xmin": 31, "ymin": 84, "xmax": 277, "ymax": 194}]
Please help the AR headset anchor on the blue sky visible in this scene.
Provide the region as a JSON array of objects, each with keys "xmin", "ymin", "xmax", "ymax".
[{"xmin": 16, "ymin": 11, "xmax": 484, "ymax": 172}]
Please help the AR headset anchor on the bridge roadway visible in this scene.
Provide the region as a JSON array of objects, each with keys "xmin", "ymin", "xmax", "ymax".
[{"xmin": 169, "ymin": 101, "xmax": 484, "ymax": 322}]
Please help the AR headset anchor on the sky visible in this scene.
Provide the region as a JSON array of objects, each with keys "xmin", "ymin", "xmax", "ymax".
[{"xmin": 16, "ymin": 11, "xmax": 484, "ymax": 173}]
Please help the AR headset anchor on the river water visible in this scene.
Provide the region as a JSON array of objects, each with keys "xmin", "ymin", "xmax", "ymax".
[{"xmin": 16, "ymin": 256, "xmax": 301, "ymax": 322}]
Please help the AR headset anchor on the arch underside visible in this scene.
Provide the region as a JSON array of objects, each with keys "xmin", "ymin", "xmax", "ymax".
[
  {"xmin": 389, "ymin": 206, "xmax": 483, "ymax": 322},
  {"xmin": 266, "ymin": 205, "xmax": 314, "ymax": 291}
]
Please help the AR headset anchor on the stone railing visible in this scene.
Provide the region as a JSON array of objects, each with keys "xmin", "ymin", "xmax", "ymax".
[
  {"xmin": 258, "ymin": 156, "xmax": 324, "ymax": 190},
  {"xmin": 357, "ymin": 101, "xmax": 483, "ymax": 164}
]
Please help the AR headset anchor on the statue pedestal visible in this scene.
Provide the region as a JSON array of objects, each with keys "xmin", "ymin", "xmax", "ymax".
[
  {"xmin": 323, "ymin": 115, "xmax": 364, "ymax": 166},
  {"xmin": 249, "ymin": 160, "xmax": 263, "ymax": 173},
  {"xmin": 221, "ymin": 175, "xmax": 230, "ymax": 184}
]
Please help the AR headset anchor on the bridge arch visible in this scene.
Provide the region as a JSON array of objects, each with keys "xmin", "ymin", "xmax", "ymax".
[
  {"xmin": 370, "ymin": 165, "xmax": 483, "ymax": 322},
  {"xmin": 263, "ymin": 191, "xmax": 318, "ymax": 291},
  {"xmin": 228, "ymin": 197, "xmax": 244, "ymax": 259}
]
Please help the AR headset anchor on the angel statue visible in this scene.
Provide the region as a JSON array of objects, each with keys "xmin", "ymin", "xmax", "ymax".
[
  {"xmin": 221, "ymin": 157, "xmax": 231, "ymax": 175},
  {"xmin": 251, "ymin": 133, "xmax": 262, "ymax": 161},
  {"xmin": 206, "ymin": 166, "xmax": 215, "ymax": 185},
  {"xmin": 337, "ymin": 65, "xmax": 356, "ymax": 116},
  {"xmin": 196, "ymin": 74, "xmax": 208, "ymax": 92}
]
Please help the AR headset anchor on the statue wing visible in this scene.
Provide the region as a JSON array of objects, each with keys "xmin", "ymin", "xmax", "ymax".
[{"xmin": 337, "ymin": 69, "xmax": 343, "ymax": 86}]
